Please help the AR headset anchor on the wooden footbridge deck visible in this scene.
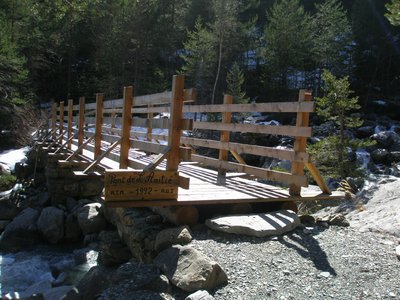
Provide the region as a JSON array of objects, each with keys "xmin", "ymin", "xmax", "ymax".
[{"xmin": 39, "ymin": 75, "xmax": 344, "ymax": 216}]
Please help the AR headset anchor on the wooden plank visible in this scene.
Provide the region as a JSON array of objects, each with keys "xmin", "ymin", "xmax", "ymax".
[
  {"xmin": 120, "ymin": 86, "xmax": 133, "ymax": 168},
  {"xmin": 218, "ymin": 94, "xmax": 232, "ymax": 184},
  {"xmin": 181, "ymin": 137, "xmax": 310, "ymax": 163},
  {"xmin": 305, "ymin": 162, "xmax": 331, "ymax": 194},
  {"xmin": 51, "ymin": 103, "xmax": 57, "ymax": 140},
  {"xmin": 143, "ymin": 147, "xmax": 171, "ymax": 171},
  {"xmin": 66, "ymin": 135, "xmax": 94, "ymax": 161},
  {"xmin": 167, "ymin": 75, "xmax": 185, "ymax": 171},
  {"xmin": 191, "ymin": 154, "xmax": 307, "ymax": 187},
  {"xmin": 78, "ymin": 97, "xmax": 85, "ymax": 154},
  {"xmin": 104, "ymin": 170, "xmax": 179, "ymax": 201},
  {"xmin": 193, "ymin": 121, "xmax": 312, "ymax": 137},
  {"xmin": 83, "ymin": 139, "xmax": 120, "ymax": 174},
  {"xmin": 67, "ymin": 99, "xmax": 73, "ymax": 149},
  {"xmin": 94, "ymin": 93, "xmax": 104, "ymax": 158},
  {"xmin": 183, "ymin": 101, "xmax": 315, "ymax": 113},
  {"xmin": 59, "ymin": 101, "xmax": 64, "ymax": 144},
  {"xmin": 289, "ymin": 90, "xmax": 311, "ymax": 195}
]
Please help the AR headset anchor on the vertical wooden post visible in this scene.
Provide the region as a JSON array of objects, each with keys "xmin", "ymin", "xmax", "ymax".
[
  {"xmin": 111, "ymin": 110, "xmax": 116, "ymax": 129},
  {"xmin": 78, "ymin": 97, "xmax": 85, "ymax": 154},
  {"xmin": 217, "ymin": 94, "xmax": 233, "ymax": 185},
  {"xmin": 67, "ymin": 99, "xmax": 73, "ymax": 149},
  {"xmin": 119, "ymin": 86, "xmax": 133, "ymax": 169},
  {"xmin": 94, "ymin": 93, "xmax": 104, "ymax": 158},
  {"xmin": 289, "ymin": 90, "xmax": 312, "ymax": 195},
  {"xmin": 51, "ymin": 103, "xmax": 57, "ymax": 141},
  {"xmin": 147, "ymin": 104, "xmax": 153, "ymax": 142},
  {"xmin": 167, "ymin": 75, "xmax": 185, "ymax": 171},
  {"xmin": 59, "ymin": 101, "xmax": 64, "ymax": 144}
]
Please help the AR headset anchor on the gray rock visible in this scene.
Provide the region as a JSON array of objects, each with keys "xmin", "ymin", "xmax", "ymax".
[
  {"xmin": 37, "ymin": 207, "xmax": 65, "ymax": 243},
  {"xmin": 371, "ymin": 148, "xmax": 390, "ymax": 164},
  {"xmin": 372, "ymin": 131, "xmax": 400, "ymax": 151},
  {"xmin": 42, "ymin": 285, "xmax": 74, "ymax": 300},
  {"xmin": 64, "ymin": 213, "xmax": 82, "ymax": 242},
  {"xmin": 37, "ymin": 191, "xmax": 51, "ymax": 206},
  {"xmin": 155, "ymin": 226, "xmax": 193, "ymax": 252},
  {"xmin": 396, "ymin": 245, "xmax": 400, "ymax": 260},
  {"xmin": 0, "ymin": 219, "xmax": 10, "ymax": 231},
  {"xmin": 0, "ymin": 207, "xmax": 41, "ymax": 252},
  {"xmin": 390, "ymin": 151, "xmax": 400, "ymax": 163},
  {"xmin": 110, "ymin": 261, "xmax": 170, "ymax": 293},
  {"xmin": 316, "ymin": 213, "xmax": 350, "ymax": 227},
  {"xmin": 97, "ymin": 231, "xmax": 131, "ymax": 266},
  {"xmin": 205, "ymin": 210, "xmax": 300, "ymax": 237},
  {"xmin": 20, "ymin": 280, "xmax": 52, "ymax": 298},
  {"xmin": 75, "ymin": 266, "xmax": 111, "ymax": 299},
  {"xmin": 77, "ymin": 203, "xmax": 107, "ymax": 235},
  {"xmin": 185, "ymin": 290, "xmax": 215, "ymax": 300},
  {"xmin": 154, "ymin": 245, "xmax": 228, "ymax": 292},
  {"xmin": 0, "ymin": 199, "xmax": 20, "ymax": 220},
  {"xmin": 356, "ymin": 126, "xmax": 374, "ymax": 138},
  {"xmin": 79, "ymin": 179, "xmax": 104, "ymax": 197}
]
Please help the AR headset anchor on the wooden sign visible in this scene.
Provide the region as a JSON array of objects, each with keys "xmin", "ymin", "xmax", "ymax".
[{"xmin": 104, "ymin": 170, "xmax": 179, "ymax": 201}]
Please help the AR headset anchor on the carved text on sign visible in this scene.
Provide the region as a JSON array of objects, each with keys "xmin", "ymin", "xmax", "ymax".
[{"xmin": 104, "ymin": 170, "xmax": 179, "ymax": 201}]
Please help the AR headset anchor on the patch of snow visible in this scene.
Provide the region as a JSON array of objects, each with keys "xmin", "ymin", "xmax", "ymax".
[{"xmin": 258, "ymin": 120, "xmax": 280, "ymax": 126}]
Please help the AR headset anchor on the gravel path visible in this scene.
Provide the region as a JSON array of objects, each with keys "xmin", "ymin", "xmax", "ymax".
[{"xmin": 186, "ymin": 224, "xmax": 400, "ymax": 300}]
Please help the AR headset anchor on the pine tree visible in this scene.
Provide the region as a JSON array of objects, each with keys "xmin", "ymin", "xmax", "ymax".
[
  {"xmin": 315, "ymin": 70, "xmax": 363, "ymax": 178},
  {"xmin": 262, "ymin": 0, "xmax": 313, "ymax": 92},
  {"xmin": 386, "ymin": 0, "xmax": 400, "ymax": 25},
  {"xmin": 312, "ymin": 0, "xmax": 352, "ymax": 96},
  {"xmin": 226, "ymin": 62, "xmax": 249, "ymax": 104}
]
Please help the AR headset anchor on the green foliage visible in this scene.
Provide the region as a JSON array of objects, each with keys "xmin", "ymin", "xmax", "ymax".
[
  {"xmin": 0, "ymin": 174, "xmax": 16, "ymax": 191},
  {"xmin": 226, "ymin": 62, "xmax": 249, "ymax": 104},
  {"xmin": 308, "ymin": 136, "xmax": 366, "ymax": 179},
  {"xmin": 312, "ymin": 0, "xmax": 351, "ymax": 74},
  {"xmin": 262, "ymin": 0, "xmax": 313, "ymax": 89},
  {"xmin": 386, "ymin": 0, "xmax": 400, "ymax": 26},
  {"xmin": 316, "ymin": 70, "xmax": 362, "ymax": 129},
  {"xmin": 315, "ymin": 70, "xmax": 370, "ymax": 179}
]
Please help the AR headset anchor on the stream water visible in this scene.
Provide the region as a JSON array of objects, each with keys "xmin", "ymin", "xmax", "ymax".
[{"xmin": 0, "ymin": 148, "xmax": 99, "ymax": 295}]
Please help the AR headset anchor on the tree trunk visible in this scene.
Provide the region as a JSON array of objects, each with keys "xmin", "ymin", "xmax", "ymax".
[{"xmin": 211, "ymin": 32, "xmax": 223, "ymax": 105}]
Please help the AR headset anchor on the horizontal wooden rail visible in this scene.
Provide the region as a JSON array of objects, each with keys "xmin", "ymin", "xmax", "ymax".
[
  {"xmin": 193, "ymin": 121, "xmax": 312, "ymax": 137},
  {"xmin": 191, "ymin": 154, "xmax": 308, "ymax": 187},
  {"xmin": 183, "ymin": 102, "xmax": 315, "ymax": 113},
  {"xmin": 181, "ymin": 137, "xmax": 310, "ymax": 163}
]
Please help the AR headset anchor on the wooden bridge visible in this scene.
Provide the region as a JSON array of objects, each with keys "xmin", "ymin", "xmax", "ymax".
[{"xmin": 38, "ymin": 75, "xmax": 343, "ymax": 222}]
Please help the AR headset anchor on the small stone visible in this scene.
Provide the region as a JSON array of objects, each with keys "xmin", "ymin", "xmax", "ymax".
[
  {"xmin": 396, "ymin": 245, "xmax": 400, "ymax": 260},
  {"xmin": 318, "ymin": 272, "xmax": 331, "ymax": 278},
  {"xmin": 154, "ymin": 226, "xmax": 193, "ymax": 252},
  {"xmin": 389, "ymin": 292, "xmax": 396, "ymax": 298},
  {"xmin": 185, "ymin": 290, "xmax": 214, "ymax": 300}
]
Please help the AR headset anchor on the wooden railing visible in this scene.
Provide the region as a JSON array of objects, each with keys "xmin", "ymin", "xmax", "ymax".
[{"xmin": 48, "ymin": 74, "xmax": 330, "ymax": 202}]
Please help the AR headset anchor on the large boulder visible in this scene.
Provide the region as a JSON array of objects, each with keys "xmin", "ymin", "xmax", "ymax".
[
  {"xmin": 0, "ymin": 207, "xmax": 42, "ymax": 252},
  {"xmin": 0, "ymin": 199, "xmax": 20, "ymax": 220},
  {"xmin": 64, "ymin": 213, "xmax": 82, "ymax": 243},
  {"xmin": 74, "ymin": 266, "xmax": 111, "ymax": 300},
  {"xmin": 205, "ymin": 210, "xmax": 300, "ymax": 238},
  {"xmin": 77, "ymin": 203, "xmax": 107, "ymax": 235},
  {"xmin": 154, "ymin": 226, "xmax": 193, "ymax": 253},
  {"xmin": 371, "ymin": 148, "xmax": 390, "ymax": 164},
  {"xmin": 371, "ymin": 131, "xmax": 400, "ymax": 151},
  {"xmin": 154, "ymin": 245, "xmax": 228, "ymax": 292},
  {"xmin": 37, "ymin": 207, "xmax": 65, "ymax": 243},
  {"xmin": 97, "ymin": 231, "xmax": 131, "ymax": 266}
]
